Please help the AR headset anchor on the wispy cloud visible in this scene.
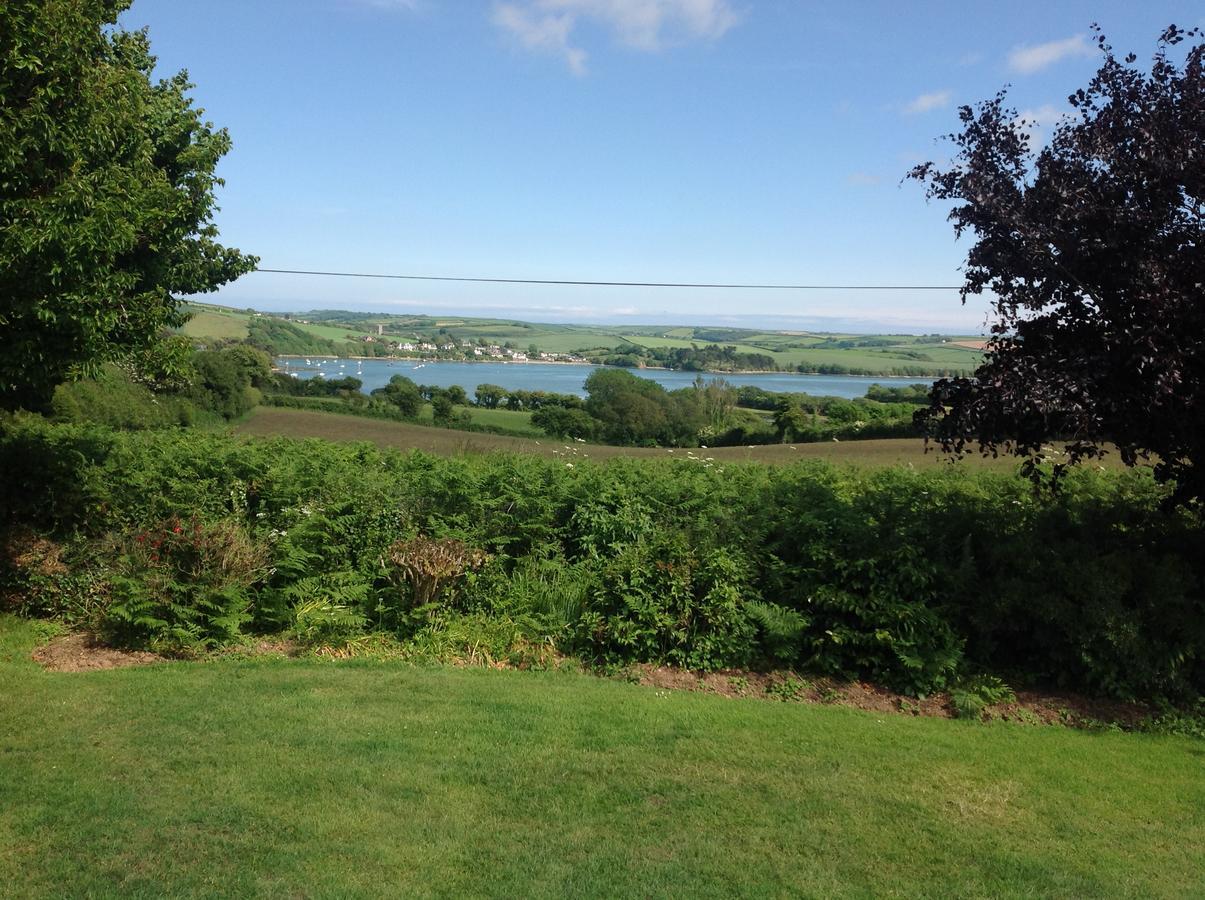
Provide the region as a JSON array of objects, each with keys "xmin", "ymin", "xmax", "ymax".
[
  {"xmin": 903, "ymin": 89, "xmax": 952, "ymax": 115},
  {"xmin": 492, "ymin": 0, "xmax": 740, "ymax": 74},
  {"xmin": 1007, "ymin": 34, "xmax": 1094, "ymax": 74},
  {"xmin": 493, "ymin": 4, "xmax": 587, "ymax": 74}
]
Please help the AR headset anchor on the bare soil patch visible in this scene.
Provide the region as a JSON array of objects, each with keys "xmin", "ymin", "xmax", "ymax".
[
  {"xmin": 632, "ymin": 665, "xmax": 1152, "ymax": 728},
  {"xmin": 33, "ymin": 633, "xmax": 164, "ymax": 672}
]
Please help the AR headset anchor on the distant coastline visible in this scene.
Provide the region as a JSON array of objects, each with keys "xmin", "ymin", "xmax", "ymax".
[{"xmin": 273, "ymin": 355, "xmax": 935, "ymax": 381}]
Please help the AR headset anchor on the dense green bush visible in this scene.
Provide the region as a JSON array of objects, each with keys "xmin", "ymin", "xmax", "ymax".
[
  {"xmin": 1, "ymin": 418, "xmax": 1201, "ymax": 699},
  {"xmin": 370, "ymin": 375, "xmax": 423, "ymax": 418},
  {"xmin": 104, "ymin": 516, "xmax": 267, "ymax": 653},
  {"xmin": 50, "ymin": 365, "xmax": 205, "ymax": 429},
  {"xmin": 188, "ymin": 346, "xmax": 272, "ymax": 420},
  {"xmin": 51, "ymin": 347, "xmax": 272, "ymax": 428}
]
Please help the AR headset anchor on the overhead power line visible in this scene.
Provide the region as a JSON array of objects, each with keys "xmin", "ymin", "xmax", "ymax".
[{"xmin": 254, "ymin": 267, "xmax": 963, "ymax": 291}]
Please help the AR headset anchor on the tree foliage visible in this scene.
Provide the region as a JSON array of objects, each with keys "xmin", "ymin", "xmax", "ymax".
[
  {"xmin": 371, "ymin": 375, "xmax": 423, "ymax": 419},
  {"xmin": 910, "ymin": 25, "xmax": 1204, "ymax": 504},
  {"xmin": 0, "ymin": 0, "xmax": 257, "ymax": 411}
]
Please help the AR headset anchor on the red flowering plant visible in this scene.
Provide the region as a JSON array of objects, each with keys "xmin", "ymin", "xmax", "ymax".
[{"xmin": 106, "ymin": 516, "xmax": 268, "ymax": 653}]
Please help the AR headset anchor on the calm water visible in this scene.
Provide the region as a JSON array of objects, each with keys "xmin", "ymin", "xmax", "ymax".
[{"xmin": 275, "ymin": 358, "xmax": 915, "ymax": 399}]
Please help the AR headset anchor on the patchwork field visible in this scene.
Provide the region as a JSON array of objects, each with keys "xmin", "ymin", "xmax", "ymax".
[
  {"xmin": 1, "ymin": 616, "xmax": 1201, "ymax": 897},
  {"xmin": 178, "ymin": 301, "xmax": 983, "ymax": 374}
]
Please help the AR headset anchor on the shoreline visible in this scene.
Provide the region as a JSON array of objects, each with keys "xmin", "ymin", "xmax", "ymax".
[{"xmin": 273, "ymin": 356, "xmax": 950, "ymax": 381}]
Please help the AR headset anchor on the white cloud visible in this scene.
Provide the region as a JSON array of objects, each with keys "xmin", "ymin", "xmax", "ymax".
[
  {"xmin": 493, "ymin": 4, "xmax": 588, "ymax": 74},
  {"xmin": 1014, "ymin": 103, "xmax": 1066, "ymax": 146},
  {"xmin": 1007, "ymin": 34, "xmax": 1094, "ymax": 74},
  {"xmin": 492, "ymin": 0, "xmax": 740, "ymax": 74},
  {"xmin": 903, "ymin": 89, "xmax": 952, "ymax": 115}
]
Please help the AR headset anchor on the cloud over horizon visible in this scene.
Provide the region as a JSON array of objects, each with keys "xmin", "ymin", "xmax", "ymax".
[{"xmin": 492, "ymin": 0, "xmax": 740, "ymax": 74}]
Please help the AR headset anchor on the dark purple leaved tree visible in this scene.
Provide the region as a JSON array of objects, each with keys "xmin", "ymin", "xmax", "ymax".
[{"xmin": 910, "ymin": 25, "xmax": 1204, "ymax": 505}]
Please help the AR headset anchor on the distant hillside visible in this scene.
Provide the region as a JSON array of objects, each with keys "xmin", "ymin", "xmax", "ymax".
[{"xmin": 178, "ymin": 301, "xmax": 984, "ymax": 376}]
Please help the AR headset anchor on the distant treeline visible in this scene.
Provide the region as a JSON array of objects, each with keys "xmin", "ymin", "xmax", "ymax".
[
  {"xmin": 583, "ymin": 342, "xmax": 970, "ymax": 377},
  {"xmin": 259, "ymin": 368, "xmax": 934, "ymax": 449}
]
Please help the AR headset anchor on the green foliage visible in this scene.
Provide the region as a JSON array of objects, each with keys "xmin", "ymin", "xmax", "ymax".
[
  {"xmin": 431, "ymin": 394, "xmax": 458, "ymax": 427},
  {"xmin": 1137, "ymin": 700, "xmax": 1205, "ymax": 739},
  {"xmin": 584, "ymin": 368, "xmax": 704, "ymax": 446},
  {"xmin": 0, "ymin": 1, "xmax": 256, "ymax": 411},
  {"xmin": 104, "ymin": 516, "xmax": 267, "ymax": 653},
  {"xmin": 0, "ymin": 529, "xmax": 108, "ymax": 627},
  {"xmin": 799, "ymin": 588, "xmax": 964, "ymax": 696},
  {"xmin": 474, "ymin": 384, "xmax": 506, "ymax": 409},
  {"xmin": 288, "ymin": 574, "xmax": 371, "ymax": 646},
  {"xmin": 531, "ymin": 405, "xmax": 598, "ymax": 439},
  {"xmin": 2, "ymin": 419, "xmax": 1202, "ymax": 699},
  {"xmin": 577, "ymin": 537, "xmax": 758, "ymax": 671},
  {"xmin": 405, "ymin": 610, "xmax": 555, "ymax": 668},
  {"xmin": 745, "ymin": 601, "xmax": 809, "ymax": 666},
  {"xmin": 189, "ymin": 346, "xmax": 271, "ymax": 420},
  {"xmin": 865, "ymin": 383, "xmax": 931, "ymax": 404},
  {"xmin": 765, "ymin": 677, "xmax": 809, "ymax": 701},
  {"xmin": 51, "ymin": 364, "xmax": 204, "ymax": 429},
  {"xmin": 371, "ymin": 375, "xmax": 423, "ymax": 419},
  {"xmin": 950, "ymin": 674, "xmax": 1017, "ymax": 720},
  {"xmin": 246, "ymin": 317, "xmax": 339, "ymax": 356}
]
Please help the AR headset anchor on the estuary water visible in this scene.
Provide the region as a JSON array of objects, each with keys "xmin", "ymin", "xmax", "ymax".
[{"xmin": 275, "ymin": 358, "xmax": 915, "ymax": 400}]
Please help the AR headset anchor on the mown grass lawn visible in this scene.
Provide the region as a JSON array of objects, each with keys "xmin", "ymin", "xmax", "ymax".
[{"xmin": 1, "ymin": 616, "xmax": 1201, "ymax": 898}]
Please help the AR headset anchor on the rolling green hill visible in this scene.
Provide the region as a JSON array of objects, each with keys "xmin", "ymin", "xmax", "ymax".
[{"xmin": 177, "ymin": 301, "xmax": 984, "ymax": 375}]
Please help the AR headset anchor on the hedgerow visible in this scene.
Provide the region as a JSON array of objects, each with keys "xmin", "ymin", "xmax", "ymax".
[{"xmin": 1, "ymin": 418, "xmax": 1201, "ymax": 700}]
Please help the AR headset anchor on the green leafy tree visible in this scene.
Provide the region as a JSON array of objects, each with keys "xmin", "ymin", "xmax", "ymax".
[
  {"xmin": 583, "ymin": 368, "xmax": 695, "ymax": 445},
  {"xmin": 188, "ymin": 347, "xmax": 269, "ymax": 420},
  {"xmin": 531, "ymin": 406, "xmax": 598, "ymax": 440},
  {"xmin": 371, "ymin": 375, "xmax": 422, "ymax": 419},
  {"xmin": 432, "ymin": 393, "xmax": 455, "ymax": 426},
  {"xmin": 0, "ymin": 0, "xmax": 257, "ymax": 411},
  {"xmin": 475, "ymin": 384, "xmax": 506, "ymax": 409}
]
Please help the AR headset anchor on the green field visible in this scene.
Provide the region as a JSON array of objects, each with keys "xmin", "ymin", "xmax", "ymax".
[
  {"xmin": 623, "ymin": 335, "xmax": 789, "ymax": 357},
  {"xmin": 179, "ymin": 302, "xmax": 986, "ymax": 374},
  {"xmin": 409, "ymin": 404, "xmax": 541, "ymax": 435},
  {"xmin": 2, "ymin": 616, "xmax": 1201, "ymax": 897},
  {"xmin": 293, "ymin": 320, "xmax": 368, "ymax": 342},
  {"xmin": 461, "ymin": 405, "xmax": 540, "ymax": 434},
  {"xmin": 178, "ymin": 307, "xmax": 250, "ymax": 341}
]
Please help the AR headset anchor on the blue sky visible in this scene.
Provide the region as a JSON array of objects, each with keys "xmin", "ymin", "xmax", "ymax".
[{"xmin": 121, "ymin": 0, "xmax": 1199, "ymax": 332}]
